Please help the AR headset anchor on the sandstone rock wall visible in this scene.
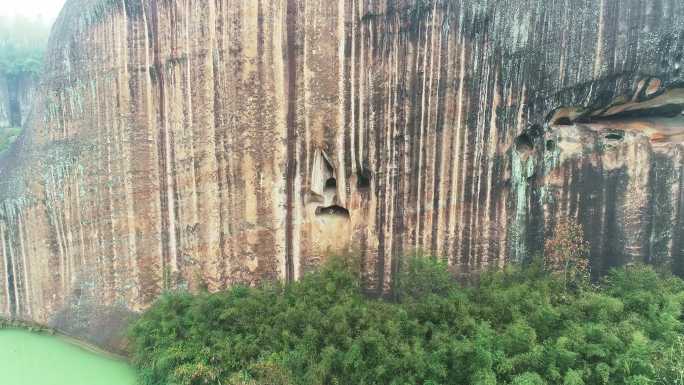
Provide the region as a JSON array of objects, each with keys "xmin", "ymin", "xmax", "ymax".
[
  {"xmin": 0, "ymin": 75, "xmax": 37, "ymax": 128},
  {"xmin": 0, "ymin": 0, "xmax": 682, "ymax": 349}
]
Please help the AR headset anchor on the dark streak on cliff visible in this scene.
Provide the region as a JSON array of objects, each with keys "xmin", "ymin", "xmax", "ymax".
[{"xmin": 285, "ymin": 0, "xmax": 299, "ymax": 283}]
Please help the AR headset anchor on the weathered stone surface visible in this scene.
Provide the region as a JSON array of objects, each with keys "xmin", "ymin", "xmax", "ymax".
[
  {"xmin": 0, "ymin": 75, "xmax": 37, "ymax": 128},
  {"xmin": 0, "ymin": 0, "xmax": 682, "ymax": 349}
]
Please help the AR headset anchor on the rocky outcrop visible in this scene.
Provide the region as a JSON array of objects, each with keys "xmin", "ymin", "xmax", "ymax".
[
  {"xmin": 0, "ymin": 0, "xmax": 682, "ymax": 349},
  {"xmin": 0, "ymin": 75, "xmax": 37, "ymax": 128}
]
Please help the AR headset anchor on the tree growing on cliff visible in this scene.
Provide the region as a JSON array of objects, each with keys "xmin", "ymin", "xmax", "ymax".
[
  {"xmin": 544, "ymin": 218, "xmax": 591, "ymax": 290},
  {"xmin": 0, "ymin": 15, "xmax": 50, "ymax": 127}
]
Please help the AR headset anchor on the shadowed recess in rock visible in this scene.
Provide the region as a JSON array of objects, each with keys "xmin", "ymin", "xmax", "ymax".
[{"xmin": 550, "ymin": 87, "xmax": 684, "ymax": 144}]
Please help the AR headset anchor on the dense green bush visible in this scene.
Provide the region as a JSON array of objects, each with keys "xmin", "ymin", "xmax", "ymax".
[{"xmin": 129, "ymin": 258, "xmax": 684, "ymax": 385}]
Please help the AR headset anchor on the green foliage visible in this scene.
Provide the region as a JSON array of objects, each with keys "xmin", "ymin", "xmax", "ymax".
[
  {"xmin": 654, "ymin": 335, "xmax": 684, "ymax": 385},
  {"xmin": 0, "ymin": 15, "xmax": 50, "ymax": 78},
  {"xmin": 130, "ymin": 258, "xmax": 684, "ymax": 385}
]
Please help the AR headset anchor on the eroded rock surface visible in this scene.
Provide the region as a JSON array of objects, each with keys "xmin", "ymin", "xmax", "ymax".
[
  {"xmin": 0, "ymin": 75, "xmax": 37, "ymax": 128},
  {"xmin": 0, "ymin": 0, "xmax": 682, "ymax": 349}
]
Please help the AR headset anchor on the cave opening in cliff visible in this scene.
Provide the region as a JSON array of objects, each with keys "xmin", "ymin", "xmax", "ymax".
[
  {"xmin": 357, "ymin": 168, "xmax": 372, "ymax": 190},
  {"xmin": 515, "ymin": 132, "xmax": 534, "ymax": 154},
  {"xmin": 323, "ymin": 177, "xmax": 338, "ymax": 203},
  {"xmin": 315, "ymin": 205, "xmax": 350, "ymax": 219},
  {"xmin": 546, "ymin": 140, "xmax": 556, "ymax": 151},
  {"xmin": 572, "ymin": 103, "xmax": 684, "ymax": 125},
  {"xmin": 548, "ymin": 87, "xmax": 684, "ymax": 144},
  {"xmin": 554, "ymin": 117, "xmax": 573, "ymax": 126},
  {"xmin": 604, "ymin": 132, "xmax": 625, "ymax": 141}
]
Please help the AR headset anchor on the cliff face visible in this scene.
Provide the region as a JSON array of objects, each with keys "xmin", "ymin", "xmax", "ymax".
[
  {"xmin": 0, "ymin": 75, "xmax": 37, "ymax": 128},
  {"xmin": 0, "ymin": 0, "xmax": 682, "ymax": 349}
]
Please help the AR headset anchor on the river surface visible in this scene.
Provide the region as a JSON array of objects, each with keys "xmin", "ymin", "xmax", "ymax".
[{"xmin": 0, "ymin": 329, "xmax": 136, "ymax": 385}]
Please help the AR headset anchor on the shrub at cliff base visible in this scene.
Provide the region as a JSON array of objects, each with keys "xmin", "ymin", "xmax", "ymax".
[{"xmin": 129, "ymin": 258, "xmax": 684, "ymax": 385}]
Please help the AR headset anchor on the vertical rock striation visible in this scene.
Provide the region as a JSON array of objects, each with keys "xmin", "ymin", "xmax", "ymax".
[
  {"xmin": 0, "ymin": 75, "xmax": 37, "ymax": 128},
  {"xmin": 0, "ymin": 0, "xmax": 682, "ymax": 349}
]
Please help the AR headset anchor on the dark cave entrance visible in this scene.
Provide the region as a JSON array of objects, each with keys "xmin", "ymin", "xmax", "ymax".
[{"xmin": 315, "ymin": 205, "xmax": 351, "ymax": 219}]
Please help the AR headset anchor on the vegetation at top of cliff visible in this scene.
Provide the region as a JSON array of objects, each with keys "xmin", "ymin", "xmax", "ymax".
[
  {"xmin": 0, "ymin": 15, "xmax": 50, "ymax": 78},
  {"xmin": 0, "ymin": 15, "xmax": 50, "ymax": 129},
  {"xmin": 129, "ymin": 255, "xmax": 684, "ymax": 385}
]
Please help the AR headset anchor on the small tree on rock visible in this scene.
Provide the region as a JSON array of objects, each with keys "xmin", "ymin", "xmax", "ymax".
[{"xmin": 544, "ymin": 218, "xmax": 590, "ymax": 290}]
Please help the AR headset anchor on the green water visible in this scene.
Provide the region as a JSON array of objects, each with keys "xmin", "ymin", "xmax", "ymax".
[{"xmin": 0, "ymin": 329, "xmax": 137, "ymax": 385}]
